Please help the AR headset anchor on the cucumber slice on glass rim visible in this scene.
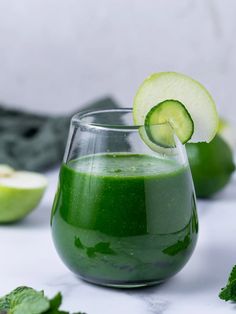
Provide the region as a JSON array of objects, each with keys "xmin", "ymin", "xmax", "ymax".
[
  {"xmin": 139, "ymin": 124, "xmax": 178, "ymax": 155},
  {"xmin": 133, "ymin": 72, "xmax": 218, "ymax": 149},
  {"xmin": 145, "ymin": 100, "xmax": 194, "ymax": 147}
]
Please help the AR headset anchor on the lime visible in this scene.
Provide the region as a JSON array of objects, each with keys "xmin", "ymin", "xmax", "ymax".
[
  {"xmin": 218, "ymin": 118, "xmax": 236, "ymax": 151},
  {"xmin": 133, "ymin": 72, "xmax": 218, "ymax": 147},
  {"xmin": 0, "ymin": 167, "xmax": 47, "ymax": 222},
  {"xmin": 186, "ymin": 135, "xmax": 235, "ymax": 198}
]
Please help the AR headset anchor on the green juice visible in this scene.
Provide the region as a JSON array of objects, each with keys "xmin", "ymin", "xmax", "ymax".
[{"xmin": 51, "ymin": 153, "xmax": 198, "ymax": 286}]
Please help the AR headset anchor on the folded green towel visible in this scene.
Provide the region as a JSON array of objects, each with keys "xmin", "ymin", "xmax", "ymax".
[{"xmin": 0, "ymin": 97, "xmax": 120, "ymax": 171}]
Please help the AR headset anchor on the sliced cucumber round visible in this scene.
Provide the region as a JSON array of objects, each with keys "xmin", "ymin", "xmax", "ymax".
[
  {"xmin": 139, "ymin": 125, "xmax": 179, "ymax": 155},
  {"xmin": 145, "ymin": 100, "xmax": 194, "ymax": 147},
  {"xmin": 133, "ymin": 72, "xmax": 218, "ymax": 143}
]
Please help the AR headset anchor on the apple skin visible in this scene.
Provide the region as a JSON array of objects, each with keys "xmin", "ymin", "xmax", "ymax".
[{"xmin": 0, "ymin": 180, "xmax": 47, "ymax": 223}]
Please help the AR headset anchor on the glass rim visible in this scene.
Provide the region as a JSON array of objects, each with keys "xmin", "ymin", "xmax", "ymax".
[{"xmin": 72, "ymin": 108, "xmax": 171, "ymax": 131}]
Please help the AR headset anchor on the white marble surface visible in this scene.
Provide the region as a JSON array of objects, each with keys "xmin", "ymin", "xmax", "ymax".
[{"xmin": 0, "ymin": 169, "xmax": 236, "ymax": 313}]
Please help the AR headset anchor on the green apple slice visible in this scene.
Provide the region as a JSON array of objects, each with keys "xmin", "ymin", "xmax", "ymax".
[
  {"xmin": 145, "ymin": 100, "xmax": 194, "ymax": 147},
  {"xmin": 133, "ymin": 72, "xmax": 218, "ymax": 144},
  {"xmin": 0, "ymin": 169, "xmax": 47, "ymax": 223}
]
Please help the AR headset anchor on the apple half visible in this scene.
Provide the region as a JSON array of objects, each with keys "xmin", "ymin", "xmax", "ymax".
[{"xmin": 0, "ymin": 165, "xmax": 47, "ymax": 223}]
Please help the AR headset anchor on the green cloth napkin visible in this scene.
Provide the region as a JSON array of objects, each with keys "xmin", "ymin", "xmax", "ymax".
[{"xmin": 0, "ymin": 97, "xmax": 120, "ymax": 171}]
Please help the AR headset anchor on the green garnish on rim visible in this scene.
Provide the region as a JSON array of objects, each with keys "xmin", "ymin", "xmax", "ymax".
[
  {"xmin": 133, "ymin": 72, "xmax": 219, "ymax": 148},
  {"xmin": 145, "ymin": 99, "xmax": 194, "ymax": 147}
]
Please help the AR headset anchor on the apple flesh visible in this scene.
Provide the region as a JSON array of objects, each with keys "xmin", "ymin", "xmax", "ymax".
[{"xmin": 0, "ymin": 166, "xmax": 47, "ymax": 223}]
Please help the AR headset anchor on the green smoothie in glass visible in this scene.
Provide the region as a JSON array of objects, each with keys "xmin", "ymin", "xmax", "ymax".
[
  {"xmin": 51, "ymin": 72, "xmax": 219, "ymax": 287},
  {"xmin": 51, "ymin": 153, "xmax": 198, "ymax": 286}
]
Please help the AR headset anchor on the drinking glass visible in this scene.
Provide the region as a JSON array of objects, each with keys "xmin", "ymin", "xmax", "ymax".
[{"xmin": 51, "ymin": 109, "xmax": 198, "ymax": 288}]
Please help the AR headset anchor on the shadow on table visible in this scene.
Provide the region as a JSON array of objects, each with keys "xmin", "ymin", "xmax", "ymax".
[
  {"xmin": 129, "ymin": 244, "xmax": 235, "ymax": 297},
  {"xmin": 45, "ymin": 242, "xmax": 235, "ymax": 314}
]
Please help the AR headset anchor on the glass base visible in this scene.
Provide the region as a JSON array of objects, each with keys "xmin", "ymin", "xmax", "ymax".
[{"xmin": 78, "ymin": 275, "xmax": 164, "ymax": 289}]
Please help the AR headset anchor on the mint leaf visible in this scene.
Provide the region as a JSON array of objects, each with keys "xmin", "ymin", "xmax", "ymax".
[
  {"xmin": 219, "ymin": 285, "xmax": 232, "ymax": 301},
  {"xmin": 48, "ymin": 293, "xmax": 62, "ymax": 311},
  {"xmin": 74, "ymin": 237, "xmax": 115, "ymax": 258},
  {"xmin": 43, "ymin": 293, "xmax": 63, "ymax": 314},
  {"xmin": 228, "ymin": 265, "xmax": 236, "ymax": 284},
  {"xmin": 0, "ymin": 286, "xmax": 50, "ymax": 314},
  {"xmin": 0, "ymin": 287, "xmax": 86, "ymax": 314},
  {"xmin": 162, "ymin": 235, "xmax": 190, "ymax": 256},
  {"xmin": 44, "ymin": 310, "xmax": 69, "ymax": 314},
  {"xmin": 86, "ymin": 242, "xmax": 115, "ymax": 258},
  {"xmin": 74, "ymin": 237, "xmax": 84, "ymax": 249},
  {"xmin": 219, "ymin": 265, "xmax": 236, "ymax": 302}
]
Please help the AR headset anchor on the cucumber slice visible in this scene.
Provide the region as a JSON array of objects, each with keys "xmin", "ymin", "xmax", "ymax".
[
  {"xmin": 145, "ymin": 100, "xmax": 194, "ymax": 147},
  {"xmin": 133, "ymin": 72, "xmax": 218, "ymax": 143},
  {"xmin": 139, "ymin": 125, "xmax": 178, "ymax": 155}
]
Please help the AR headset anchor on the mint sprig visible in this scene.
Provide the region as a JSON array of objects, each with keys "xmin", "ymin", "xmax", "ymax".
[
  {"xmin": 219, "ymin": 265, "xmax": 236, "ymax": 302},
  {"xmin": 162, "ymin": 235, "xmax": 190, "ymax": 256},
  {"xmin": 0, "ymin": 287, "xmax": 86, "ymax": 314}
]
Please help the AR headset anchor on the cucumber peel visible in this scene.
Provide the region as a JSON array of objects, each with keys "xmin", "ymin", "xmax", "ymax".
[{"xmin": 145, "ymin": 99, "xmax": 194, "ymax": 147}]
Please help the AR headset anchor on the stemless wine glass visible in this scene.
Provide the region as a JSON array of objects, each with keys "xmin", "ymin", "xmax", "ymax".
[{"xmin": 51, "ymin": 109, "xmax": 198, "ymax": 288}]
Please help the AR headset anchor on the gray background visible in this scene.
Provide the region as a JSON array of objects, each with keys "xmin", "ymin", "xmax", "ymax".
[{"xmin": 0, "ymin": 0, "xmax": 235, "ymax": 123}]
